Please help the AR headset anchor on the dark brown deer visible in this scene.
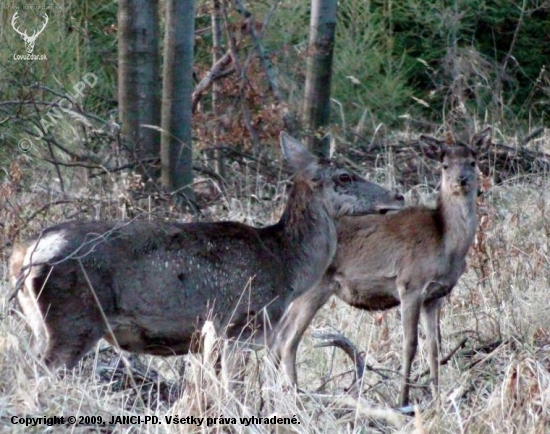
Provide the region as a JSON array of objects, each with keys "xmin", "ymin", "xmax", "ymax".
[
  {"xmin": 9, "ymin": 133, "xmax": 404, "ymax": 369},
  {"xmin": 269, "ymin": 128, "xmax": 491, "ymax": 407}
]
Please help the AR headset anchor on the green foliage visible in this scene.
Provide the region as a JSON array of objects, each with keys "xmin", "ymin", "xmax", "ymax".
[
  {"xmin": 262, "ymin": 0, "xmax": 550, "ymax": 133},
  {"xmin": 472, "ymin": 2, "xmax": 550, "ymax": 118},
  {"xmin": 69, "ymin": 0, "xmax": 118, "ymax": 113},
  {"xmin": 386, "ymin": 0, "xmax": 550, "ymax": 125},
  {"xmin": 332, "ymin": 0, "xmax": 414, "ymax": 127},
  {"xmin": 0, "ymin": 0, "xmax": 117, "ymax": 174},
  {"xmin": 1, "ymin": 0, "xmax": 548, "ymax": 172}
]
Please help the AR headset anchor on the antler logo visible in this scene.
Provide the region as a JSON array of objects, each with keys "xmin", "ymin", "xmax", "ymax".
[{"xmin": 12, "ymin": 11, "xmax": 49, "ymax": 54}]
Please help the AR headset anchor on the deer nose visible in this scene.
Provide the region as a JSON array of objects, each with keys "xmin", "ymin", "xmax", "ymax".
[
  {"xmin": 395, "ymin": 193, "xmax": 405, "ymax": 202},
  {"xmin": 459, "ymin": 177, "xmax": 468, "ymax": 187}
]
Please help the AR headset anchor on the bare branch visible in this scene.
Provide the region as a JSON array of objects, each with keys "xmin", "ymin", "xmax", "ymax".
[
  {"xmin": 192, "ymin": 50, "xmax": 234, "ymax": 113},
  {"xmin": 232, "ymin": 0, "xmax": 294, "ymax": 133},
  {"xmin": 233, "ymin": 0, "xmax": 281, "ymax": 102},
  {"xmin": 414, "ymin": 337, "xmax": 468, "ymax": 382},
  {"xmin": 221, "ymin": 0, "xmax": 260, "ymax": 150},
  {"xmin": 521, "ymin": 127, "xmax": 544, "ymax": 146}
]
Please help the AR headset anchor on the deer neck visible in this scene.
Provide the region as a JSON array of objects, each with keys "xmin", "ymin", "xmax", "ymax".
[
  {"xmin": 268, "ymin": 179, "xmax": 337, "ymax": 296},
  {"xmin": 435, "ymin": 189, "xmax": 477, "ymax": 258}
]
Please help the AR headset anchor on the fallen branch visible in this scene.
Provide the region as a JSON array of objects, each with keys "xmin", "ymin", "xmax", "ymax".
[
  {"xmin": 313, "ymin": 332, "xmax": 366, "ymax": 393},
  {"xmin": 464, "ymin": 339, "xmax": 510, "ymax": 370},
  {"xmin": 343, "ymin": 132, "xmax": 550, "ymax": 188},
  {"xmin": 88, "ymin": 157, "xmax": 159, "ymax": 177},
  {"xmin": 313, "ymin": 331, "xmax": 393, "ymax": 383}
]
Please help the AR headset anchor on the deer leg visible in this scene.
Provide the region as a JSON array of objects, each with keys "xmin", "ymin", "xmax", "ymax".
[
  {"xmin": 421, "ymin": 297, "xmax": 443, "ymax": 396},
  {"xmin": 269, "ymin": 283, "xmax": 333, "ymax": 386},
  {"xmin": 399, "ymin": 287, "xmax": 422, "ymax": 407},
  {"xmin": 44, "ymin": 323, "xmax": 105, "ymax": 369},
  {"xmin": 42, "ymin": 304, "xmax": 108, "ymax": 369}
]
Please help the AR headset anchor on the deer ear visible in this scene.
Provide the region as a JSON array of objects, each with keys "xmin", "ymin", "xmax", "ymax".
[
  {"xmin": 470, "ymin": 127, "xmax": 492, "ymax": 155},
  {"xmin": 280, "ymin": 132, "xmax": 318, "ymax": 172},
  {"xmin": 419, "ymin": 135, "xmax": 445, "ymax": 161}
]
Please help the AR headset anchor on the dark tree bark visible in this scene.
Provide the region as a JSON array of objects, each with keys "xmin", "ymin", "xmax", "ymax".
[
  {"xmin": 160, "ymin": 0, "xmax": 196, "ymax": 209},
  {"xmin": 211, "ymin": 0, "xmax": 227, "ymax": 180},
  {"xmin": 302, "ymin": 0, "xmax": 337, "ymax": 158},
  {"xmin": 118, "ymin": 0, "xmax": 161, "ymax": 182}
]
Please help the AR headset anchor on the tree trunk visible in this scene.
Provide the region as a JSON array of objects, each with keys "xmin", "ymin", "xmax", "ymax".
[
  {"xmin": 118, "ymin": 0, "xmax": 161, "ymax": 182},
  {"xmin": 160, "ymin": 0, "xmax": 196, "ymax": 210},
  {"xmin": 211, "ymin": 0, "xmax": 226, "ymax": 181},
  {"xmin": 302, "ymin": 0, "xmax": 337, "ymax": 158}
]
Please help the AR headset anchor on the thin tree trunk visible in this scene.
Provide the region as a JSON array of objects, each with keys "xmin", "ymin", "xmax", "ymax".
[
  {"xmin": 212, "ymin": 0, "xmax": 226, "ymax": 181},
  {"xmin": 302, "ymin": 0, "xmax": 337, "ymax": 157},
  {"xmin": 118, "ymin": 0, "xmax": 160, "ymax": 182},
  {"xmin": 160, "ymin": 0, "xmax": 196, "ymax": 210}
]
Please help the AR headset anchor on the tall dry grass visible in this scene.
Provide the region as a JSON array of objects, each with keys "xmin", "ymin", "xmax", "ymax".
[{"xmin": 1, "ymin": 140, "xmax": 549, "ymax": 433}]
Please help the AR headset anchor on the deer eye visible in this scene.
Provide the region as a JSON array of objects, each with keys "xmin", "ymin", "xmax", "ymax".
[
  {"xmin": 470, "ymin": 161, "xmax": 476, "ymax": 167},
  {"xmin": 338, "ymin": 173, "xmax": 352, "ymax": 184},
  {"xmin": 442, "ymin": 164, "xmax": 449, "ymax": 170}
]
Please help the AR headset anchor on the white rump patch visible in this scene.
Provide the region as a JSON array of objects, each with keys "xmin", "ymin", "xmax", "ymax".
[
  {"xmin": 15, "ymin": 231, "xmax": 65, "ymax": 353},
  {"xmin": 23, "ymin": 230, "xmax": 68, "ymax": 267}
]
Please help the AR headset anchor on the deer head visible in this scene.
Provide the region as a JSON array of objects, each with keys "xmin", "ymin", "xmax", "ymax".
[{"xmin": 12, "ymin": 11, "xmax": 49, "ymax": 54}]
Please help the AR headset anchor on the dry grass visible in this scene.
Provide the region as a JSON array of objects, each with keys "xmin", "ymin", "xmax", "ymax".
[{"xmin": 1, "ymin": 143, "xmax": 550, "ymax": 433}]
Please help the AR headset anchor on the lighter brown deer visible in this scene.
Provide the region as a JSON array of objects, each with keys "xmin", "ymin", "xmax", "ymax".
[
  {"xmin": 270, "ymin": 128, "xmax": 491, "ymax": 407},
  {"xmin": 9, "ymin": 133, "xmax": 404, "ymax": 370}
]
